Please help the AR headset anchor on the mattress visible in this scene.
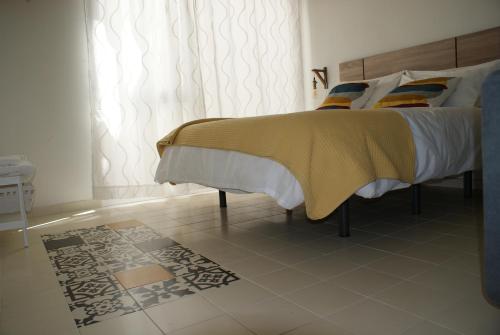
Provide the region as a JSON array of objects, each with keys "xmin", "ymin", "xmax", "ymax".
[{"xmin": 155, "ymin": 107, "xmax": 481, "ymax": 209}]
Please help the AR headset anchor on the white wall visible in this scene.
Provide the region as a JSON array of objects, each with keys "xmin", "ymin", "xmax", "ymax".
[
  {"xmin": 0, "ymin": 0, "xmax": 92, "ymax": 208},
  {"xmin": 302, "ymin": 0, "xmax": 500, "ymax": 109}
]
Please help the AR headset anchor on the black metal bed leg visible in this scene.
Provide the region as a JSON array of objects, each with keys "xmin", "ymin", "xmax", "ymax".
[
  {"xmin": 464, "ymin": 171, "xmax": 473, "ymax": 198},
  {"xmin": 412, "ymin": 184, "xmax": 421, "ymax": 215},
  {"xmin": 218, "ymin": 190, "xmax": 227, "ymax": 208},
  {"xmin": 338, "ymin": 199, "xmax": 350, "ymax": 237}
]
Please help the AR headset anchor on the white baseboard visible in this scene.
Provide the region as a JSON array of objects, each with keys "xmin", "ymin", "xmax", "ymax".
[
  {"xmin": 29, "ymin": 188, "xmax": 216, "ymax": 218},
  {"xmin": 29, "ymin": 198, "xmax": 160, "ymax": 217},
  {"xmin": 30, "ymin": 199, "xmax": 103, "ymax": 217}
]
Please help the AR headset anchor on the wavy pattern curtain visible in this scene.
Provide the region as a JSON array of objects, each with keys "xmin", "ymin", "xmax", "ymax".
[{"xmin": 84, "ymin": 0, "xmax": 304, "ymax": 199}]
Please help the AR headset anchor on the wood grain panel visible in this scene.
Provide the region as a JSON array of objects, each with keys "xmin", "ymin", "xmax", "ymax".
[
  {"xmin": 457, "ymin": 27, "xmax": 500, "ymax": 67},
  {"xmin": 363, "ymin": 39, "xmax": 456, "ymax": 79},
  {"xmin": 339, "ymin": 59, "xmax": 364, "ymax": 81}
]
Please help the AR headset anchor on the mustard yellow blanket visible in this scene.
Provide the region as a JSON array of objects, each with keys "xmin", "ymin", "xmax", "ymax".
[{"xmin": 157, "ymin": 110, "xmax": 416, "ymax": 220}]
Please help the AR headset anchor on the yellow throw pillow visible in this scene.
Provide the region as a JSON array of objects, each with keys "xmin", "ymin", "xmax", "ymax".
[
  {"xmin": 317, "ymin": 81, "xmax": 377, "ymax": 110},
  {"xmin": 373, "ymin": 77, "xmax": 460, "ymax": 108}
]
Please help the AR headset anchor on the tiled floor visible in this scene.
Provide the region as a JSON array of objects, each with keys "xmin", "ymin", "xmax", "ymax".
[{"xmin": 0, "ymin": 187, "xmax": 499, "ymax": 335}]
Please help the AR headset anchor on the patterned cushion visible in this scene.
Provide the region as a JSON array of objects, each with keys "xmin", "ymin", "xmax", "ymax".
[
  {"xmin": 317, "ymin": 81, "xmax": 377, "ymax": 110},
  {"xmin": 373, "ymin": 77, "xmax": 460, "ymax": 108}
]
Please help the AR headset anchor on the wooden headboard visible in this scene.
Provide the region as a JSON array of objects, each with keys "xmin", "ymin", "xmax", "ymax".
[{"xmin": 339, "ymin": 26, "xmax": 500, "ymax": 81}]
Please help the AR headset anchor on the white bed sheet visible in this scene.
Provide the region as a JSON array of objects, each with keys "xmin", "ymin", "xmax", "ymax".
[{"xmin": 155, "ymin": 107, "xmax": 481, "ymax": 209}]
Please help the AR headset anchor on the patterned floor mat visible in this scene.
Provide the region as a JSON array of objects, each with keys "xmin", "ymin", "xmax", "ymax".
[{"xmin": 42, "ymin": 221, "xmax": 239, "ymax": 327}]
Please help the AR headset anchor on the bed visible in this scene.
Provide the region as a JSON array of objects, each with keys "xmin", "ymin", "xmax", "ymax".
[{"xmin": 155, "ymin": 26, "xmax": 500, "ymax": 237}]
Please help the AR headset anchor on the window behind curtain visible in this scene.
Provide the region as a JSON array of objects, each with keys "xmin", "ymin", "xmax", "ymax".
[{"xmin": 84, "ymin": 0, "xmax": 304, "ymax": 199}]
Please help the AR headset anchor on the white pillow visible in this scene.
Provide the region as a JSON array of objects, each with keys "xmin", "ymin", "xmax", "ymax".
[
  {"xmin": 362, "ymin": 71, "xmax": 404, "ymax": 108},
  {"xmin": 405, "ymin": 59, "xmax": 500, "ymax": 107},
  {"xmin": 400, "ymin": 73, "xmax": 414, "ymax": 85}
]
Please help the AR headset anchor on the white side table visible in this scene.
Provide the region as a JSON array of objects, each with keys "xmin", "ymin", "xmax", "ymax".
[{"xmin": 0, "ymin": 176, "xmax": 28, "ymax": 247}]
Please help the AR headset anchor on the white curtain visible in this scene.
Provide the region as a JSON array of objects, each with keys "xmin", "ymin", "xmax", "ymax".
[{"xmin": 84, "ymin": 0, "xmax": 304, "ymax": 199}]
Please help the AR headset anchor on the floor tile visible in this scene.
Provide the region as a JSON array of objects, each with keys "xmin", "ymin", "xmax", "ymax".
[
  {"xmin": 437, "ymin": 213, "xmax": 482, "ymax": 226},
  {"xmin": 201, "ymin": 245, "xmax": 257, "ymax": 266},
  {"xmin": 441, "ymin": 253, "xmax": 480, "ymax": 275},
  {"xmin": 297, "ymin": 235, "xmax": 355, "ymax": 254},
  {"xmin": 40, "ymin": 230, "xmax": 79, "ymax": 243},
  {"xmin": 79, "ymin": 311, "xmax": 163, "ymax": 335},
  {"xmin": 87, "ymin": 242, "xmax": 137, "ymax": 260},
  {"xmin": 160, "ymin": 251, "xmax": 220, "ymax": 278},
  {"xmin": 231, "ymin": 297, "xmax": 319, "ymax": 335},
  {"xmin": 168, "ymin": 315, "xmax": 253, "ymax": 335},
  {"xmin": 266, "ymin": 245, "xmax": 320, "ymax": 265},
  {"xmin": 149, "ymin": 244, "xmax": 196, "ymax": 264},
  {"xmin": 164, "ymin": 230, "xmax": 215, "ymax": 244},
  {"xmin": 145, "ymin": 294, "xmax": 223, "ymax": 333},
  {"xmin": 252, "ymin": 267, "xmax": 319, "ymax": 294},
  {"xmin": 206, "ymin": 226, "xmax": 266, "ymax": 244},
  {"xmin": 362, "ymin": 236, "xmax": 416, "ymax": 253},
  {"xmin": 1, "ymin": 302, "xmax": 79, "ymax": 335},
  {"xmin": 106, "ymin": 220, "xmax": 144, "ymax": 230},
  {"xmin": 274, "ymin": 230, "xmax": 325, "ymax": 244},
  {"xmin": 201, "ymin": 279, "xmax": 275, "ymax": 311},
  {"xmin": 399, "ymin": 243, "xmax": 456, "ymax": 264},
  {"xmin": 389, "ymin": 226, "xmax": 445, "ymax": 243},
  {"xmin": 342, "ymin": 229, "xmax": 382, "ymax": 244},
  {"xmin": 134, "ymin": 237, "xmax": 179, "ymax": 253},
  {"xmin": 283, "ymin": 319, "xmax": 355, "ymax": 335},
  {"xmin": 50, "ymin": 250, "xmax": 100, "ymax": 270},
  {"xmin": 226, "ymin": 254, "xmax": 286, "ymax": 278},
  {"xmin": 184, "ymin": 236, "xmax": 240, "ymax": 255},
  {"xmin": 358, "ymin": 222, "xmax": 407, "ymax": 235},
  {"xmin": 373, "ymin": 281, "xmax": 462, "ymax": 319},
  {"xmin": 157, "ymin": 225, "xmax": 198, "ymax": 237},
  {"xmin": 292, "ymin": 254, "xmax": 359, "ymax": 279},
  {"xmin": 114, "ymin": 264, "xmax": 175, "ymax": 289},
  {"xmin": 401, "ymin": 320, "xmax": 461, "ymax": 335},
  {"xmin": 367, "ymin": 254, "xmax": 434, "ymax": 279},
  {"xmin": 409, "ymin": 266, "xmax": 482, "ymax": 297},
  {"xmin": 329, "ymin": 245, "xmax": 389, "ymax": 265},
  {"xmin": 64, "ymin": 275, "xmax": 124, "ymax": 303},
  {"xmin": 235, "ymin": 219, "xmax": 301, "ymax": 236},
  {"xmin": 77, "ymin": 226, "xmax": 124, "ymax": 244},
  {"xmin": 69, "ymin": 290, "xmax": 141, "ymax": 327},
  {"xmin": 44, "ymin": 242, "xmax": 90, "ymax": 259},
  {"xmin": 418, "ymin": 220, "xmax": 464, "ymax": 234},
  {"xmin": 239, "ymin": 237, "xmax": 297, "ymax": 254},
  {"xmin": 430, "ymin": 295, "xmax": 500, "ymax": 335},
  {"xmin": 328, "ymin": 267, "xmax": 402, "ymax": 295},
  {"xmin": 327, "ymin": 299, "xmax": 421, "ymax": 335},
  {"xmin": 104, "ymin": 251, "xmax": 157, "ymax": 273},
  {"xmin": 128, "ymin": 278, "xmax": 195, "ymax": 308},
  {"xmin": 446, "ymin": 224, "xmax": 481, "ymax": 239},
  {"xmin": 180, "ymin": 265, "xmax": 239, "ymax": 291},
  {"xmin": 383, "ymin": 213, "xmax": 430, "ymax": 226},
  {"xmin": 43, "ymin": 235, "xmax": 85, "ymax": 251},
  {"xmin": 116, "ymin": 225, "xmax": 162, "ymax": 243},
  {"xmin": 55, "ymin": 262, "xmax": 109, "ymax": 286},
  {"xmin": 286, "ymin": 281, "xmax": 364, "ymax": 316},
  {"xmin": 429, "ymin": 235, "xmax": 479, "ymax": 254}
]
